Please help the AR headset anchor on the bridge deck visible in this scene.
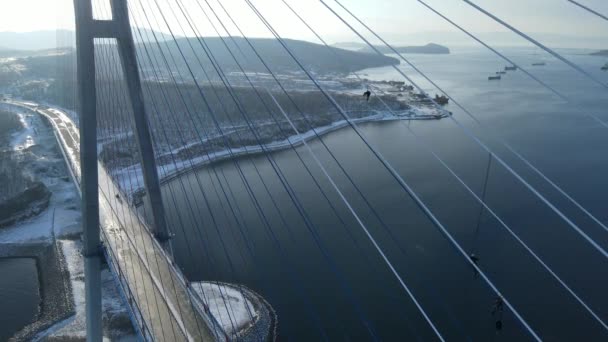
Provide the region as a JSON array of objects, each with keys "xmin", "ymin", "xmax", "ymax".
[{"xmin": 23, "ymin": 103, "xmax": 220, "ymax": 341}]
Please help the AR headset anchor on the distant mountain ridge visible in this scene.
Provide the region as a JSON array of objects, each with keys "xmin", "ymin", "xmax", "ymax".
[
  {"xmin": 0, "ymin": 31, "xmax": 400, "ymax": 73},
  {"xmin": 335, "ymin": 31, "xmax": 605, "ymax": 49},
  {"xmin": 0, "ymin": 47, "xmax": 73, "ymax": 59},
  {"xmin": 11, "ymin": 36, "xmax": 399, "ymax": 81},
  {"xmin": 0, "ymin": 30, "xmax": 74, "ymax": 50},
  {"xmin": 135, "ymin": 37, "xmax": 399, "ymax": 74},
  {"xmin": 0, "ymin": 29, "xmax": 180, "ymax": 50}
]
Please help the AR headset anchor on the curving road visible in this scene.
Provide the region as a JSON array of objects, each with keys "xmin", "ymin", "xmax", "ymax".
[{"xmin": 5, "ymin": 100, "xmax": 222, "ymax": 342}]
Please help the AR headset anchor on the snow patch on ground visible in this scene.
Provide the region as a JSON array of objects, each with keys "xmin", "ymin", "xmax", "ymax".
[
  {"xmin": 0, "ymin": 107, "xmax": 80, "ymax": 244},
  {"xmin": 40, "ymin": 240, "xmax": 136, "ymax": 341},
  {"xmin": 0, "ymin": 101, "xmax": 135, "ymax": 340},
  {"xmin": 192, "ymin": 282, "xmax": 257, "ymax": 336}
]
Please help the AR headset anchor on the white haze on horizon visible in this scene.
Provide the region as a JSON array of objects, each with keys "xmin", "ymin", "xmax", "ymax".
[{"xmin": 0, "ymin": 0, "xmax": 606, "ymax": 49}]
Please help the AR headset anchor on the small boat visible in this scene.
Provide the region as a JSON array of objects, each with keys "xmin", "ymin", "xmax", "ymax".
[
  {"xmin": 434, "ymin": 94, "xmax": 449, "ymax": 105},
  {"xmin": 496, "ymin": 71, "xmax": 506, "ymax": 75},
  {"xmin": 488, "ymin": 75, "xmax": 501, "ymax": 81},
  {"xmin": 532, "ymin": 62, "xmax": 546, "ymax": 66},
  {"xmin": 504, "ymin": 66, "xmax": 517, "ymax": 71},
  {"xmin": 602, "ymin": 63, "xmax": 608, "ymax": 71}
]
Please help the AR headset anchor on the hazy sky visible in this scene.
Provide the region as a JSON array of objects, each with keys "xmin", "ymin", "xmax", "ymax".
[{"xmin": 1, "ymin": 0, "xmax": 607, "ymax": 46}]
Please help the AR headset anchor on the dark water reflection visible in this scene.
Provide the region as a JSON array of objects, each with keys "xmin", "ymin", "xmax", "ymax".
[
  {"xmin": 143, "ymin": 48, "xmax": 608, "ymax": 340},
  {"xmin": 0, "ymin": 258, "xmax": 40, "ymax": 341}
]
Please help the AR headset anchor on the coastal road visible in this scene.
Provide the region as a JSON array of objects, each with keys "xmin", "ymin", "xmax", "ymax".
[{"xmin": 7, "ymin": 101, "xmax": 222, "ymax": 342}]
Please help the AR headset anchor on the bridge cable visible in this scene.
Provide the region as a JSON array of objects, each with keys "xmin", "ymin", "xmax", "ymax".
[
  {"xmin": 99, "ymin": 10, "xmax": 222, "ymax": 339},
  {"xmin": 567, "ymin": 1, "xmax": 608, "ymax": 23},
  {"xmin": 94, "ymin": 30, "xmax": 176, "ymax": 340},
  {"xmin": 94, "ymin": 33, "xmax": 176, "ymax": 340},
  {"xmin": 130, "ymin": 0, "xmax": 359, "ymax": 338},
  {"xmin": 134, "ymin": 29, "xmax": 258, "ymax": 340},
  {"xmin": 325, "ymin": 0, "xmax": 608, "ymax": 262},
  {"xmin": 472, "ymin": 154, "xmax": 491, "ymax": 257},
  {"xmin": 119, "ymin": 22, "xmax": 247, "ymax": 338},
  {"xmin": 130, "ymin": 3, "xmax": 328, "ymax": 340},
  {"xmin": 417, "ymin": 0, "xmax": 608, "ymax": 235},
  {"xmin": 463, "ymin": 0, "xmax": 608, "ymax": 90},
  {"xmin": 98, "ymin": 13, "xmax": 222, "ymax": 338},
  {"xmin": 242, "ymin": 0, "xmax": 548, "ymax": 339},
  {"xmin": 95, "ymin": 38, "xmax": 164, "ymax": 340},
  {"xmin": 147, "ymin": 0, "xmax": 383, "ymax": 338},
  {"xmin": 100, "ymin": 34, "xmax": 208, "ymax": 340},
  {"xmin": 284, "ymin": 0, "xmax": 608, "ymax": 332},
  {"xmin": 95, "ymin": 7, "xmax": 225, "ymax": 336},
  {"xmin": 419, "ymin": 1, "xmax": 608, "ymax": 130},
  {"xmin": 195, "ymin": 0, "xmax": 474, "ymax": 338},
  {"xmin": 170, "ymin": 1, "xmax": 403, "ymax": 337},
  {"xmin": 129, "ymin": 5, "xmax": 327, "ymax": 339},
  {"xmin": 198, "ymin": 0, "xmax": 470, "ymax": 338},
  {"xmin": 198, "ymin": 2, "xmax": 447, "ymax": 339},
  {"xmin": 128, "ymin": 3, "xmax": 290, "ymax": 336}
]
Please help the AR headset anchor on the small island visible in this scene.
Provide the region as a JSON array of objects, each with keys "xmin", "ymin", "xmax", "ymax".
[
  {"xmin": 360, "ymin": 43, "xmax": 450, "ymax": 55},
  {"xmin": 590, "ymin": 50, "xmax": 608, "ymax": 56}
]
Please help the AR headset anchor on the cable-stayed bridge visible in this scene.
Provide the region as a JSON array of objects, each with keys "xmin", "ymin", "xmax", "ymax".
[{"xmin": 6, "ymin": 0, "xmax": 608, "ymax": 340}]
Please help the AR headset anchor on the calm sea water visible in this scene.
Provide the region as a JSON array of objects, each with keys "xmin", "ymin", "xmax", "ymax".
[
  {"xmin": 151, "ymin": 47, "xmax": 608, "ymax": 340},
  {"xmin": 0, "ymin": 258, "xmax": 40, "ymax": 340}
]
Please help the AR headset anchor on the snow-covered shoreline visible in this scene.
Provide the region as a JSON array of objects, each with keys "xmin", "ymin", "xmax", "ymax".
[
  {"xmin": 5, "ymin": 92, "xmax": 450, "ymax": 203},
  {"xmin": 3, "ymin": 99, "xmax": 451, "ymax": 208},
  {"xmin": 113, "ymin": 107, "xmax": 449, "ymax": 201}
]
